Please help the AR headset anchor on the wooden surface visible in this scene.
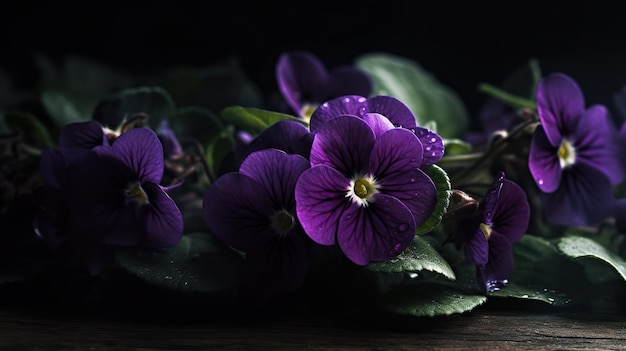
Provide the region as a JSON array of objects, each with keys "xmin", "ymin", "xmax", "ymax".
[{"xmin": 2, "ymin": 304, "xmax": 626, "ymax": 350}]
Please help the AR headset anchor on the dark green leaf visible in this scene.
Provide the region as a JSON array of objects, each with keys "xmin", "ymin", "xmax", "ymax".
[
  {"xmin": 170, "ymin": 106, "xmax": 223, "ymax": 143},
  {"xmin": 367, "ymin": 236, "xmax": 455, "ymax": 280},
  {"xmin": 556, "ymin": 235, "xmax": 626, "ymax": 282},
  {"xmin": 355, "ymin": 52, "xmax": 469, "ymax": 139},
  {"xmin": 92, "ymin": 86, "xmax": 176, "ymax": 129},
  {"xmin": 376, "ymin": 282, "xmax": 486, "ymax": 317},
  {"xmin": 220, "ymin": 106, "xmax": 306, "ymax": 135},
  {"xmin": 41, "ymin": 90, "xmax": 90, "ymax": 127},
  {"xmin": 115, "ymin": 232, "xmax": 245, "ymax": 293},
  {"xmin": 4, "ymin": 111, "xmax": 55, "ymax": 147},
  {"xmin": 205, "ymin": 125, "xmax": 235, "ymax": 181},
  {"xmin": 416, "ymin": 164, "xmax": 451, "ymax": 235},
  {"xmin": 489, "ymin": 282, "xmax": 574, "ymax": 306}
]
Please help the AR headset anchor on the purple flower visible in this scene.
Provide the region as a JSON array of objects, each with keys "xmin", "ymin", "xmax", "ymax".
[
  {"xmin": 276, "ymin": 51, "xmax": 372, "ymax": 120},
  {"xmin": 454, "ymin": 172, "xmax": 530, "ymax": 292},
  {"xmin": 528, "ymin": 73, "xmax": 623, "ymax": 226},
  {"xmin": 310, "ymin": 95, "xmax": 444, "ymax": 167},
  {"xmin": 295, "ymin": 114, "xmax": 437, "ymax": 265},
  {"xmin": 238, "ymin": 120, "xmax": 314, "ymax": 162},
  {"xmin": 203, "ymin": 148, "xmax": 316, "ymax": 301},
  {"xmin": 35, "ymin": 124, "xmax": 183, "ymax": 274}
]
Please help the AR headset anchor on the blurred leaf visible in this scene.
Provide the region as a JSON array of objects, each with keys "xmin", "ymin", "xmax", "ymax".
[
  {"xmin": 416, "ymin": 164, "xmax": 451, "ymax": 235},
  {"xmin": 170, "ymin": 106, "xmax": 223, "ymax": 143},
  {"xmin": 556, "ymin": 235, "xmax": 626, "ymax": 282},
  {"xmin": 355, "ymin": 52, "xmax": 469, "ymax": 139},
  {"xmin": 41, "ymin": 90, "xmax": 89, "ymax": 127},
  {"xmin": 205, "ymin": 125, "xmax": 235, "ymax": 181},
  {"xmin": 220, "ymin": 106, "xmax": 306, "ymax": 136},
  {"xmin": 367, "ymin": 236, "xmax": 455, "ymax": 280},
  {"xmin": 443, "ymin": 138, "xmax": 472, "ymax": 156},
  {"xmin": 4, "ymin": 111, "xmax": 55, "ymax": 147},
  {"xmin": 489, "ymin": 282, "xmax": 574, "ymax": 306},
  {"xmin": 115, "ymin": 232, "xmax": 245, "ymax": 293},
  {"xmin": 92, "ymin": 86, "xmax": 176, "ymax": 129},
  {"xmin": 499, "ymin": 58, "xmax": 542, "ymax": 100},
  {"xmin": 376, "ymin": 282, "xmax": 486, "ymax": 317}
]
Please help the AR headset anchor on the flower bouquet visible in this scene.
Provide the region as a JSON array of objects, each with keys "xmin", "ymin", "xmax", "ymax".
[{"xmin": 2, "ymin": 50, "xmax": 625, "ymax": 321}]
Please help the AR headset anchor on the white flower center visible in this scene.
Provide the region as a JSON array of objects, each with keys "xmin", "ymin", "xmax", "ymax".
[
  {"xmin": 558, "ymin": 138, "xmax": 576, "ymax": 168},
  {"xmin": 346, "ymin": 175, "xmax": 379, "ymax": 207}
]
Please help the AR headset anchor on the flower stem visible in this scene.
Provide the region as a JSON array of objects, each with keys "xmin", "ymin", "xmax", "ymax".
[{"xmin": 478, "ymin": 83, "xmax": 537, "ymax": 110}]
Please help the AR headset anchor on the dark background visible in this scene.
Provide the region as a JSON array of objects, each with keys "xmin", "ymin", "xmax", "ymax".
[{"xmin": 3, "ymin": 1, "xmax": 626, "ymax": 117}]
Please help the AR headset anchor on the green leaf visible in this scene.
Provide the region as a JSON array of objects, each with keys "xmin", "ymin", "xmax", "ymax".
[
  {"xmin": 355, "ymin": 52, "xmax": 469, "ymax": 139},
  {"xmin": 556, "ymin": 235, "xmax": 626, "ymax": 282},
  {"xmin": 92, "ymin": 86, "xmax": 176, "ymax": 129},
  {"xmin": 477, "ymin": 83, "xmax": 537, "ymax": 110},
  {"xmin": 415, "ymin": 164, "xmax": 451, "ymax": 235},
  {"xmin": 115, "ymin": 232, "xmax": 245, "ymax": 293},
  {"xmin": 169, "ymin": 106, "xmax": 223, "ymax": 143},
  {"xmin": 205, "ymin": 125, "xmax": 235, "ymax": 181},
  {"xmin": 443, "ymin": 138, "xmax": 472, "ymax": 156},
  {"xmin": 41, "ymin": 90, "xmax": 90, "ymax": 127},
  {"xmin": 220, "ymin": 106, "xmax": 306, "ymax": 136},
  {"xmin": 489, "ymin": 282, "xmax": 574, "ymax": 306},
  {"xmin": 367, "ymin": 236, "xmax": 455, "ymax": 280},
  {"xmin": 376, "ymin": 283, "xmax": 487, "ymax": 317},
  {"xmin": 4, "ymin": 111, "xmax": 55, "ymax": 147}
]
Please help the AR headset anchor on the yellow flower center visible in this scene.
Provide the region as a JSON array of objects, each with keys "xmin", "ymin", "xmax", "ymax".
[
  {"xmin": 347, "ymin": 176, "xmax": 379, "ymax": 206},
  {"xmin": 558, "ymin": 139, "xmax": 576, "ymax": 168},
  {"xmin": 125, "ymin": 182, "xmax": 149, "ymax": 206},
  {"xmin": 300, "ymin": 103, "xmax": 318, "ymax": 123},
  {"xmin": 480, "ymin": 223, "xmax": 492, "ymax": 240}
]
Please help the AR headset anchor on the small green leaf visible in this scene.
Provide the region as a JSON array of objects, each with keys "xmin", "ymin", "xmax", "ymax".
[
  {"xmin": 92, "ymin": 86, "xmax": 176, "ymax": 129},
  {"xmin": 556, "ymin": 235, "xmax": 626, "ymax": 282},
  {"xmin": 367, "ymin": 236, "xmax": 455, "ymax": 280},
  {"xmin": 4, "ymin": 111, "xmax": 55, "ymax": 147},
  {"xmin": 355, "ymin": 52, "xmax": 469, "ymax": 139},
  {"xmin": 205, "ymin": 125, "xmax": 235, "ymax": 181},
  {"xmin": 169, "ymin": 106, "xmax": 223, "ymax": 143},
  {"xmin": 376, "ymin": 283, "xmax": 487, "ymax": 317},
  {"xmin": 41, "ymin": 90, "xmax": 90, "ymax": 127},
  {"xmin": 115, "ymin": 232, "xmax": 245, "ymax": 292},
  {"xmin": 415, "ymin": 164, "xmax": 451, "ymax": 235},
  {"xmin": 220, "ymin": 106, "xmax": 306, "ymax": 136},
  {"xmin": 443, "ymin": 138, "xmax": 472, "ymax": 156}
]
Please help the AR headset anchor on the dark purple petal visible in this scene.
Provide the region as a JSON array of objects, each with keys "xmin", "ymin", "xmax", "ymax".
[
  {"xmin": 107, "ymin": 127, "xmax": 164, "ymax": 184},
  {"xmin": 361, "ymin": 113, "xmax": 395, "ymax": 139},
  {"xmin": 242, "ymin": 120, "xmax": 313, "ymax": 160},
  {"xmin": 59, "ymin": 120, "xmax": 107, "ymax": 161},
  {"xmin": 295, "ymin": 165, "xmax": 351, "ymax": 246},
  {"xmin": 572, "ymin": 104, "xmax": 625, "ymax": 185},
  {"xmin": 39, "ymin": 148, "xmax": 68, "ymax": 189},
  {"xmin": 377, "ymin": 169, "xmax": 437, "ymax": 226},
  {"xmin": 464, "ymin": 228, "xmax": 488, "ymax": 265},
  {"xmin": 309, "ymin": 115, "xmax": 375, "ymax": 176},
  {"xmin": 276, "ymin": 51, "xmax": 328, "ymax": 117},
  {"xmin": 480, "ymin": 172, "xmax": 505, "ymax": 226},
  {"xmin": 542, "ymin": 163, "xmax": 615, "ymax": 226},
  {"xmin": 490, "ymin": 179, "xmax": 530, "ymax": 243},
  {"xmin": 156, "ymin": 120, "xmax": 183, "ymax": 159},
  {"xmin": 336, "ymin": 193, "xmax": 416, "ymax": 265},
  {"xmin": 203, "ymin": 172, "xmax": 276, "ymax": 251},
  {"xmin": 364, "ymin": 95, "xmax": 418, "ymax": 129},
  {"xmin": 239, "ymin": 149, "xmax": 310, "ymax": 212},
  {"xmin": 325, "ymin": 66, "xmax": 373, "ymax": 100},
  {"xmin": 409, "ymin": 126, "xmax": 445, "ymax": 167},
  {"xmin": 138, "ymin": 182, "xmax": 183, "ymax": 247},
  {"xmin": 369, "ymin": 128, "xmax": 423, "ymax": 177},
  {"xmin": 309, "ymin": 95, "xmax": 369, "ymax": 132},
  {"xmin": 536, "ymin": 73, "xmax": 585, "ymax": 146},
  {"xmin": 528, "ymin": 125, "xmax": 563, "ymax": 193},
  {"xmin": 482, "ymin": 232, "xmax": 515, "ymax": 290}
]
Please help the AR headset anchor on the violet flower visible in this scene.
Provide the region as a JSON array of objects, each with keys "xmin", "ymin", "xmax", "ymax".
[
  {"xmin": 35, "ymin": 124, "xmax": 183, "ymax": 274},
  {"xmin": 276, "ymin": 51, "xmax": 372, "ymax": 121},
  {"xmin": 310, "ymin": 95, "xmax": 444, "ymax": 167},
  {"xmin": 203, "ymin": 148, "xmax": 316, "ymax": 301},
  {"xmin": 238, "ymin": 120, "xmax": 314, "ymax": 162},
  {"xmin": 528, "ymin": 73, "xmax": 623, "ymax": 226},
  {"xmin": 454, "ymin": 172, "xmax": 530, "ymax": 292},
  {"xmin": 295, "ymin": 114, "xmax": 437, "ymax": 265}
]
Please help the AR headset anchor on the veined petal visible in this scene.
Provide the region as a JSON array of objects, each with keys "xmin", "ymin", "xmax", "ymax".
[
  {"xmin": 139, "ymin": 182, "xmax": 183, "ymax": 247},
  {"xmin": 528, "ymin": 125, "xmax": 563, "ymax": 193},
  {"xmin": 536, "ymin": 73, "xmax": 585, "ymax": 146},
  {"xmin": 276, "ymin": 51, "xmax": 328, "ymax": 117},
  {"xmin": 490, "ymin": 179, "xmax": 530, "ymax": 243},
  {"xmin": 465, "ymin": 227, "xmax": 488, "ymax": 265},
  {"xmin": 336, "ymin": 193, "xmax": 416, "ymax": 265},
  {"xmin": 203, "ymin": 172, "xmax": 276, "ymax": 251},
  {"xmin": 409, "ymin": 126, "xmax": 444, "ymax": 167},
  {"xmin": 376, "ymin": 169, "xmax": 437, "ymax": 226},
  {"xmin": 541, "ymin": 163, "xmax": 615, "ymax": 226},
  {"xmin": 239, "ymin": 149, "xmax": 310, "ymax": 212},
  {"xmin": 361, "ymin": 113, "xmax": 395, "ymax": 139},
  {"xmin": 309, "ymin": 115, "xmax": 375, "ymax": 176},
  {"xmin": 295, "ymin": 165, "xmax": 351, "ymax": 246},
  {"xmin": 107, "ymin": 127, "xmax": 164, "ymax": 184},
  {"xmin": 242, "ymin": 120, "xmax": 313, "ymax": 160},
  {"xmin": 483, "ymin": 232, "xmax": 515, "ymax": 288},
  {"xmin": 572, "ymin": 104, "xmax": 625, "ymax": 185},
  {"xmin": 59, "ymin": 120, "xmax": 108, "ymax": 161},
  {"xmin": 369, "ymin": 128, "xmax": 424, "ymax": 177},
  {"xmin": 309, "ymin": 95, "xmax": 369, "ymax": 132},
  {"xmin": 365, "ymin": 95, "xmax": 418, "ymax": 129}
]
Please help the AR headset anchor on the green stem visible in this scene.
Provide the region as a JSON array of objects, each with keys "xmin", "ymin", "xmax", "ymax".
[{"xmin": 478, "ymin": 83, "xmax": 537, "ymax": 110}]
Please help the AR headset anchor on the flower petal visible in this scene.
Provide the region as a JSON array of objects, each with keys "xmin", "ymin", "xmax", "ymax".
[
  {"xmin": 242, "ymin": 120, "xmax": 313, "ymax": 160},
  {"xmin": 59, "ymin": 120, "xmax": 107, "ymax": 161},
  {"xmin": 108, "ymin": 127, "xmax": 164, "ymax": 184},
  {"xmin": 490, "ymin": 179, "xmax": 530, "ymax": 243},
  {"xmin": 369, "ymin": 128, "xmax": 423, "ymax": 177},
  {"xmin": 376, "ymin": 169, "xmax": 437, "ymax": 226},
  {"xmin": 295, "ymin": 165, "xmax": 351, "ymax": 246},
  {"xmin": 361, "ymin": 113, "xmax": 395, "ymax": 139},
  {"xmin": 409, "ymin": 126, "xmax": 444, "ymax": 167},
  {"xmin": 309, "ymin": 115, "xmax": 375, "ymax": 176},
  {"xmin": 464, "ymin": 227, "xmax": 488, "ymax": 265},
  {"xmin": 528, "ymin": 125, "xmax": 562, "ymax": 193},
  {"xmin": 139, "ymin": 182, "xmax": 183, "ymax": 247},
  {"xmin": 309, "ymin": 95, "xmax": 368, "ymax": 132},
  {"xmin": 239, "ymin": 149, "xmax": 310, "ymax": 212},
  {"xmin": 365, "ymin": 95, "xmax": 418, "ymax": 129},
  {"xmin": 482, "ymin": 232, "xmax": 515, "ymax": 290},
  {"xmin": 203, "ymin": 172, "xmax": 276, "ymax": 251},
  {"xmin": 536, "ymin": 73, "xmax": 585, "ymax": 146},
  {"xmin": 336, "ymin": 193, "xmax": 416, "ymax": 265},
  {"xmin": 276, "ymin": 51, "xmax": 328, "ymax": 117}
]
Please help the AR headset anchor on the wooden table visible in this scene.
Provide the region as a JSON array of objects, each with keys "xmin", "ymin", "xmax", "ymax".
[{"xmin": 2, "ymin": 303, "xmax": 626, "ymax": 350}]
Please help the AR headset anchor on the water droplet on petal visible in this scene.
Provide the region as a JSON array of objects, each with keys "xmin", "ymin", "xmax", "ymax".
[
  {"xmin": 538, "ymin": 179, "xmax": 544, "ymax": 185},
  {"xmin": 410, "ymin": 178, "xmax": 415, "ymax": 182}
]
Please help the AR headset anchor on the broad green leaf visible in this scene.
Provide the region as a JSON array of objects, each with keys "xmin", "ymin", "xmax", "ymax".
[
  {"xmin": 355, "ymin": 52, "xmax": 469, "ymax": 139},
  {"xmin": 367, "ymin": 236, "xmax": 455, "ymax": 280},
  {"xmin": 169, "ymin": 106, "xmax": 223, "ymax": 143},
  {"xmin": 489, "ymin": 282, "xmax": 574, "ymax": 306},
  {"xmin": 205, "ymin": 125, "xmax": 235, "ymax": 181},
  {"xmin": 415, "ymin": 164, "xmax": 451, "ymax": 235},
  {"xmin": 443, "ymin": 138, "xmax": 472, "ymax": 156},
  {"xmin": 556, "ymin": 235, "xmax": 626, "ymax": 282},
  {"xmin": 92, "ymin": 86, "xmax": 176, "ymax": 129},
  {"xmin": 4, "ymin": 111, "xmax": 55, "ymax": 147},
  {"xmin": 220, "ymin": 106, "xmax": 306, "ymax": 136},
  {"xmin": 115, "ymin": 232, "xmax": 245, "ymax": 292},
  {"xmin": 376, "ymin": 283, "xmax": 486, "ymax": 317},
  {"xmin": 41, "ymin": 90, "xmax": 90, "ymax": 127}
]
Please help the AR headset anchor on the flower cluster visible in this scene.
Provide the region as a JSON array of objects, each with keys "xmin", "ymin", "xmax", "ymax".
[{"xmin": 3, "ymin": 50, "xmax": 626, "ymax": 319}]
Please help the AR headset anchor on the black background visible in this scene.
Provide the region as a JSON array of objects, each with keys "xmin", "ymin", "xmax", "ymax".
[{"xmin": 3, "ymin": 1, "xmax": 626, "ymax": 117}]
